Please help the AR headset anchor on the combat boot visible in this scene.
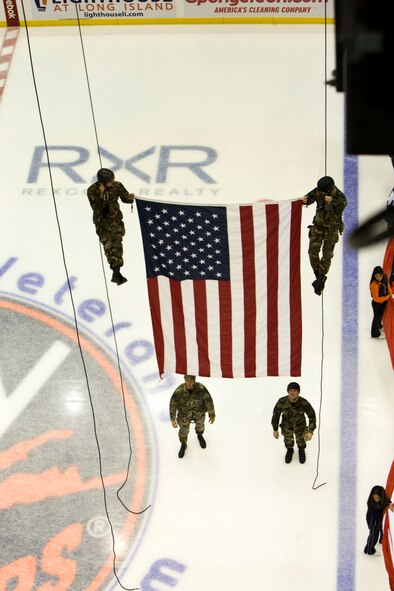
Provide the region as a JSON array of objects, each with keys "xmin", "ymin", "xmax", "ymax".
[
  {"xmin": 197, "ymin": 433, "xmax": 206, "ymax": 448},
  {"xmin": 111, "ymin": 266, "xmax": 128, "ymax": 286},
  {"xmin": 312, "ymin": 274, "xmax": 327, "ymax": 296},
  {"xmin": 285, "ymin": 448, "xmax": 294, "ymax": 463},
  {"xmin": 178, "ymin": 443, "xmax": 187, "ymax": 458},
  {"xmin": 298, "ymin": 448, "xmax": 306, "ymax": 464}
]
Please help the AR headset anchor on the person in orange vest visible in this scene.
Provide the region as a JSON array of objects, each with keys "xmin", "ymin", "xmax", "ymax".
[{"xmin": 370, "ymin": 266, "xmax": 393, "ymax": 338}]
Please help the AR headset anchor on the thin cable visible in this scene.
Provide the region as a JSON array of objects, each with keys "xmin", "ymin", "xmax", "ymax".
[
  {"xmin": 312, "ymin": 4, "xmax": 329, "ymax": 491},
  {"xmin": 75, "ymin": 17, "xmax": 102, "ymax": 170},
  {"xmin": 312, "ymin": 293, "xmax": 327, "ymax": 490},
  {"xmin": 74, "ymin": 6, "xmax": 150, "ymax": 518},
  {"xmin": 19, "ymin": 9, "xmax": 140, "ymax": 590}
]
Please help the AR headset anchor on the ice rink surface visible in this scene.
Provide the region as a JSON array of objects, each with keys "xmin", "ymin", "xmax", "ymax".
[{"xmin": 0, "ymin": 22, "xmax": 393, "ymax": 591}]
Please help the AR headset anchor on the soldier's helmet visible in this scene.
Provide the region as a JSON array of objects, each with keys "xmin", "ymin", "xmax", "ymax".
[
  {"xmin": 97, "ymin": 168, "xmax": 115, "ymax": 184},
  {"xmin": 287, "ymin": 382, "xmax": 300, "ymax": 392},
  {"xmin": 317, "ymin": 176, "xmax": 335, "ymax": 193}
]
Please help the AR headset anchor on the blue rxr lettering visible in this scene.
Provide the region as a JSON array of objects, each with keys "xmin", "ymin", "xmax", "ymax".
[{"xmin": 27, "ymin": 146, "xmax": 217, "ymax": 184}]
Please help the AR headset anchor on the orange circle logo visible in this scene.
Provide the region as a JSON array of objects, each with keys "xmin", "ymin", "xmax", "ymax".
[{"xmin": 0, "ymin": 296, "xmax": 155, "ymax": 590}]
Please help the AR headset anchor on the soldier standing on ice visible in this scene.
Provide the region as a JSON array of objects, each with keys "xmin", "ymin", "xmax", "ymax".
[
  {"xmin": 169, "ymin": 375, "xmax": 216, "ymax": 459},
  {"xmin": 271, "ymin": 382, "xmax": 316, "ymax": 464}
]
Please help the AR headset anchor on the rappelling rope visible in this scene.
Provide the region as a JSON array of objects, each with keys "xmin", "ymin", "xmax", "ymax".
[
  {"xmin": 312, "ymin": 4, "xmax": 329, "ymax": 491},
  {"xmin": 73, "ymin": 5, "xmax": 149, "ymax": 518},
  {"xmin": 19, "ymin": 6, "xmax": 148, "ymax": 589}
]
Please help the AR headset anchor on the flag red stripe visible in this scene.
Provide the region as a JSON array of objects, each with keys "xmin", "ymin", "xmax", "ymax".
[
  {"xmin": 290, "ymin": 201, "xmax": 302, "ymax": 375},
  {"xmin": 169, "ymin": 279, "xmax": 187, "ymax": 374},
  {"xmin": 147, "ymin": 278, "xmax": 165, "ymax": 376},
  {"xmin": 219, "ymin": 281, "xmax": 233, "ymax": 378},
  {"xmin": 266, "ymin": 204, "xmax": 279, "ymax": 375},
  {"xmin": 193, "ymin": 280, "xmax": 210, "ymax": 377},
  {"xmin": 240, "ymin": 206, "xmax": 256, "ymax": 377}
]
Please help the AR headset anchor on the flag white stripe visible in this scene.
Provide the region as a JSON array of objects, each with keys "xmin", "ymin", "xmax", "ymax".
[
  {"xmin": 278, "ymin": 203, "xmax": 292, "ymax": 375},
  {"xmin": 206, "ymin": 281, "xmax": 221, "ymax": 377},
  {"xmin": 181, "ymin": 280, "xmax": 199, "ymax": 375},
  {"xmin": 227, "ymin": 206, "xmax": 245, "ymax": 378},
  {"xmin": 157, "ymin": 276, "xmax": 176, "ymax": 374},
  {"xmin": 253, "ymin": 203, "xmax": 268, "ymax": 377}
]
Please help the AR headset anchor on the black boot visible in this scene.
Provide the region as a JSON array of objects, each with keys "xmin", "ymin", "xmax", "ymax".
[
  {"xmin": 312, "ymin": 274, "xmax": 327, "ymax": 296},
  {"xmin": 285, "ymin": 448, "xmax": 294, "ymax": 463},
  {"xmin": 111, "ymin": 266, "xmax": 128, "ymax": 286},
  {"xmin": 298, "ymin": 448, "xmax": 306, "ymax": 464},
  {"xmin": 178, "ymin": 442, "xmax": 187, "ymax": 458},
  {"xmin": 197, "ymin": 433, "xmax": 206, "ymax": 448}
]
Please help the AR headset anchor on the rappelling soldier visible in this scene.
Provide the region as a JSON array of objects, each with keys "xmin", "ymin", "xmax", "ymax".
[
  {"xmin": 87, "ymin": 169, "xmax": 135, "ymax": 285},
  {"xmin": 303, "ymin": 176, "xmax": 347, "ymax": 295}
]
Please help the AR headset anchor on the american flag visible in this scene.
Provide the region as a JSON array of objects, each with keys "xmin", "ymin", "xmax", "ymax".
[
  {"xmin": 383, "ymin": 460, "xmax": 394, "ymax": 591},
  {"xmin": 136, "ymin": 197, "xmax": 302, "ymax": 378}
]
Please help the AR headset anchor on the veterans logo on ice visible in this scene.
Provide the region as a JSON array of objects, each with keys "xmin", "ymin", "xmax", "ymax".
[{"xmin": 0, "ymin": 294, "xmax": 154, "ymax": 589}]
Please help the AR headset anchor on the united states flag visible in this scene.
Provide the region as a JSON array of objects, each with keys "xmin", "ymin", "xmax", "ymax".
[{"xmin": 136, "ymin": 197, "xmax": 302, "ymax": 378}]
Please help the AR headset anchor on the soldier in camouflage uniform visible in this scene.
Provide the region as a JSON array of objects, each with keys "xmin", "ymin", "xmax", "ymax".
[
  {"xmin": 169, "ymin": 375, "xmax": 216, "ymax": 458},
  {"xmin": 87, "ymin": 168, "xmax": 135, "ymax": 286},
  {"xmin": 271, "ymin": 382, "xmax": 316, "ymax": 464},
  {"xmin": 303, "ymin": 176, "xmax": 347, "ymax": 295}
]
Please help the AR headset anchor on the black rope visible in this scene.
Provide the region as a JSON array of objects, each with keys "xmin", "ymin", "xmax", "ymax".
[
  {"xmin": 19, "ymin": 8, "xmax": 146, "ymax": 590},
  {"xmin": 312, "ymin": 5, "xmax": 328, "ymax": 491},
  {"xmin": 73, "ymin": 8, "xmax": 152, "ymax": 590},
  {"xmin": 74, "ymin": 14, "xmax": 102, "ymax": 169},
  {"xmin": 312, "ymin": 293, "xmax": 327, "ymax": 490},
  {"xmin": 73, "ymin": 5, "xmax": 150, "ymax": 518}
]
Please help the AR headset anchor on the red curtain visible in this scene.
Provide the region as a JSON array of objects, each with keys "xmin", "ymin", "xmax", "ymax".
[
  {"xmin": 383, "ymin": 460, "xmax": 394, "ymax": 590},
  {"xmin": 382, "ymin": 237, "xmax": 394, "ymax": 370}
]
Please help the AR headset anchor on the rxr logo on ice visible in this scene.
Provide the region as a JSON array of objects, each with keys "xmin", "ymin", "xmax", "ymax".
[{"xmin": 28, "ymin": 145, "xmax": 218, "ymax": 185}]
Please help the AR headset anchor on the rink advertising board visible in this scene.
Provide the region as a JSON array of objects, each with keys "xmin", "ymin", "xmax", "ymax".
[
  {"xmin": 184, "ymin": 0, "xmax": 333, "ymax": 20},
  {"xmin": 12, "ymin": 0, "xmax": 176, "ymax": 22},
  {"xmin": 1, "ymin": 0, "xmax": 334, "ymax": 25}
]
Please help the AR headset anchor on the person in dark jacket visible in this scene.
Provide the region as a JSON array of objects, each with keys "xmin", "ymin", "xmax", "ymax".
[
  {"xmin": 303, "ymin": 176, "xmax": 347, "ymax": 295},
  {"xmin": 370, "ymin": 266, "xmax": 392, "ymax": 338},
  {"xmin": 364, "ymin": 485, "xmax": 393, "ymax": 555},
  {"xmin": 87, "ymin": 168, "xmax": 135, "ymax": 285},
  {"xmin": 271, "ymin": 382, "xmax": 316, "ymax": 464}
]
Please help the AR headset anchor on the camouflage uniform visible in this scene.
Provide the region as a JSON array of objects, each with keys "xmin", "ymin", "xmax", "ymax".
[
  {"xmin": 169, "ymin": 382, "xmax": 215, "ymax": 443},
  {"xmin": 271, "ymin": 396, "xmax": 316, "ymax": 450},
  {"xmin": 305, "ymin": 187, "xmax": 347, "ymax": 276},
  {"xmin": 87, "ymin": 181, "xmax": 134, "ymax": 269}
]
